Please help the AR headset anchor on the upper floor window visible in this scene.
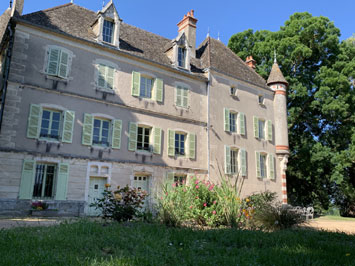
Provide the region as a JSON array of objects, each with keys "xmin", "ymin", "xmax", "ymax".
[
  {"xmin": 224, "ymin": 108, "xmax": 245, "ymax": 135},
  {"xmin": 103, "ymin": 20, "xmax": 114, "ymax": 43},
  {"xmin": 176, "ymin": 86, "xmax": 188, "ymax": 108},
  {"xmin": 253, "ymin": 117, "xmax": 272, "ymax": 141},
  {"xmin": 258, "ymin": 95, "xmax": 265, "ymax": 105},
  {"xmin": 27, "ymin": 104, "xmax": 75, "ymax": 143},
  {"xmin": 140, "ymin": 76, "xmax": 153, "ymax": 98},
  {"xmin": 230, "ymin": 87, "xmax": 238, "ymax": 96},
  {"xmin": 82, "ymin": 113, "xmax": 122, "ymax": 149},
  {"xmin": 178, "ymin": 47, "xmax": 186, "ymax": 68},
  {"xmin": 128, "ymin": 122, "xmax": 162, "ymax": 154},
  {"xmin": 93, "ymin": 118, "xmax": 110, "ymax": 147},
  {"xmin": 175, "ymin": 132, "xmax": 186, "ymax": 156},
  {"xmin": 40, "ymin": 109, "xmax": 61, "ymax": 140},
  {"xmin": 137, "ymin": 126, "xmax": 151, "ymax": 151},
  {"xmin": 98, "ymin": 64, "xmax": 115, "ymax": 90},
  {"xmin": 45, "ymin": 47, "xmax": 72, "ymax": 79},
  {"xmin": 131, "ymin": 71, "xmax": 163, "ymax": 102}
]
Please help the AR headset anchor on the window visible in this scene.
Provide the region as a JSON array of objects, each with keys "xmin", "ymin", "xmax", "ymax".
[
  {"xmin": 132, "ymin": 175, "xmax": 149, "ymax": 209},
  {"xmin": 178, "ymin": 47, "xmax": 186, "ymax": 68},
  {"xmin": 230, "ymin": 87, "xmax": 237, "ymax": 96},
  {"xmin": 27, "ymin": 104, "xmax": 75, "ymax": 143},
  {"xmin": 103, "ymin": 20, "xmax": 114, "ymax": 43},
  {"xmin": 256, "ymin": 152, "xmax": 274, "ymax": 179},
  {"xmin": 224, "ymin": 109, "xmax": 245, "ymax": 135},
  {"xmin": 230, "ymin": 149, "xmax": 238, "ymax": 174},
  {"xmin": 46, "ymin": 47, "xmax": 71, "ymax": 79},
  {"xmin": 93, "ymin": 118, "xmax": 110, "ymax": 147},
  {"xmin": 229, "ymin": 112, "xmax": 237, "ymax": 132},
  {"xmin": 259, "ymin": 153, "xmax": 267, "ymax": 178},
  {"xmin": 19, "ymin": 160, "xmax": 69, "ymax": 201},
  {"xmin": 82, "ymin": 114, "xmax": 122, "ymax": 149},
  {"xmin": 40, "ymin": 109, "xmax": 61, "ymax": 140},
  {"xmin": 174, "ymin": 175, "xmax": 186, "ymax": 186},
  {"xmin": 168, "ymin": 129, "xmax": 195, "ymax": 159},
  {"xmin": 98, "ymin": 64, "xmax": 114, "ymax": 90},
  {"xmin": 258, "ymin": 119, "xmax": 265, "ymax": 139},
  {"xmin": 253, "ymin": 117, "xmax": 272, "ymax": 141},
  {"xmin": 258, "ymin": 95, "xmax": 264, "ymax": 105},
  {"xmin": 137, "ymin": 126, "xmax": 151, "ymax": 151},
  {"xmin": 225, "ymin": 146, "xmax": 247, "ymax": 176},
  {"xmin": 131, "ymin": 72, "xmax": 163, "ymax": 102},
  {"xmin": 175, "ymin": 133, "xmax": 186, "ymax": 156},
  {"xmin": 33, "ymin": 164, "xmax": 56, "ymax": 199},
  {"xmin": 176, "ymin": 86, "xmax": 188, "ymax": 108},
  {"xmin": 140, "ymin": 76, "xmax": 153, "ymax": 98}
]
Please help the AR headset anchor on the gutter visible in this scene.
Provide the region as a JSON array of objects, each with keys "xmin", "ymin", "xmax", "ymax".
[
  {"xmin": 0, "ymin": 24, "xmax": 14, "ymax": 132},
  {"xmin": 206, "ymin": 68, "xmax": 211, "ymax": 181}
]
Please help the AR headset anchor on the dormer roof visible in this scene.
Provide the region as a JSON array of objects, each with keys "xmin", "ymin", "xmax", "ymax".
[{"xmin": 267, "ymin": 62, "xmax": 288, "ymax": 86}]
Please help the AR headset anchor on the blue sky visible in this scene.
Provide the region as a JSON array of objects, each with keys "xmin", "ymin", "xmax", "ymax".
[{"xmin": 1, "ymin": 0, "xmax": 354, "ymax": 46}]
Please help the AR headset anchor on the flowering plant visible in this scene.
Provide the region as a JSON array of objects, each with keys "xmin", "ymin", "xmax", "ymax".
[{"xmin": 31, "ymin": 201, "xmax": 48, "ymax": 210}]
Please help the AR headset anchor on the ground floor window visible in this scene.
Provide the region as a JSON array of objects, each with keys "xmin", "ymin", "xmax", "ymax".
[
  {"xmin": 174, "ymin": 175, "xmax": 186, "ymax": 186},
  {"xmin": 260, "ymin": 153, "xmax": 267, "ymax": 178},
  {"xmin": 33, "ymin": 164, "xmax": 56, "ymax": 199},
  {"xmin": 230, "ymin": 149, "xmax": 239, "ymax": 174}
]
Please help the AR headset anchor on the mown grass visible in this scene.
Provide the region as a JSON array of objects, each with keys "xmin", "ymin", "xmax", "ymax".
[{"xmin": 0, "ymin": 220, "xmax": 354, "ymax": 266}]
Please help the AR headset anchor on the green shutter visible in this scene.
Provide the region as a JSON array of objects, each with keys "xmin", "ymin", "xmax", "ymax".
[
  {"xmin": 98, "ymin": 64, "xmax": 106, "ymax": 88},
  {"xmin": 176, "ymin": 86, "xmax": 182, "ymax": 106},
  {"xmin": 253, "ymin": 116, "xmax": 259, "ymax": 138},
  {"xmin": 239, "ymin": 113, "xmax": 245, "ymax": 135},
  {"xmin": 27, "ymin": 104, "xmax": 42, "ymax": 139},
  {"xmin": 188, "ymin": 133, "xmax": 196, "ymax": 159},
  {"xmin": 106, "ymin": 66, "xmax": 114, "ymax": 90},
  {"xmin": 19, "ymin": 160, "xmax": 35, "ymax": 199},
  {"xmin": 128, "ymin": 122, "xmax": 138, "ymax": 151},
  {"xmin": 82, "ymin": 113, "xmax": 93, "ymax": 146},
  {"xmin": 131, "ymin": 71, "xmax": 140, "ymax": 96},
  {"xmin": 62, "ymin": 110, "xmax": 75, "ymax": 143},
  {"xmin": 256, "ymin": 152, "xmax": 261, "ymax": 178},
  {"xmin": 268, "ymin": 154, "xmax": 275, "ymax": 180},
  {"xmin": 55, "ymin": 163, "xmax": 69, "ymax": 200},
  {"xmin": 154, "ymin": 78, "xmax": 163, "ymax": 102},
  {"xmin": 224, "ymin": 108, "xmax": 230, "ymax": 132},
  {"xmin": 240, "ymin": 149, "xmax": 247, "ymax": 176},
  {"xmin": 112, "ymin": 119, "xmax": 122, "ymax": 149},
  {"xmin": 224, "ymin": 145, "xmax": 231, "ymax": 174},
  {"xmin": 165, "ymin": 172, "xmax": 175, "ymax": 191},
  {"xmin": 153, "ymin": 127, "xmax": 162, "ymax": 154},
  {"xmin": 182, "ymin": 88, "xmax": 188, "ymax": 107},
  {"xmin": 267, "ymin": 120, "xmax": 273, "ymax": 141},
  {"xmin": 58, "ymin": 50, "xmax": 69, "ymax": 78},
  {"xmin": 168, "ymin": 129, "xmax": 175, "ymax": 156},
  {"xmin": 47, "ymin": 48, "xmax": 60, "ymax": 75}
]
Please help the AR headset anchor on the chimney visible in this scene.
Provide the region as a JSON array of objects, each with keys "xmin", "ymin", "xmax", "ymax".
[
  {"xmin": 177, "ymin": 10, "xmax": 198, "ymax": 57},
  {"xmin": 11, "ymin": 0, "xmax": 24, "ymax": 17},
  {"xmin": 245, "ymin": 56, "xmax": 256, "ymax": 69}
]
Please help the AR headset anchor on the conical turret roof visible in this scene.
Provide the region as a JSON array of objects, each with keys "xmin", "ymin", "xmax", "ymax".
[{"xmin": 267, "ymin": 62, "xmax": 288, "ymax": 86}]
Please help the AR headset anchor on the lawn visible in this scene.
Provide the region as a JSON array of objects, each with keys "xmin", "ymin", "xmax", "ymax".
[{"xmin": 0, "ymin": 220, "xmax": 354, "ymax": 266}]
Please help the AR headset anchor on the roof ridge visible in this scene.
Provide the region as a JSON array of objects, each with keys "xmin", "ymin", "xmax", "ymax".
[{"xmin": 41, "ymin": 3, "xmax": 73, "ymax": 13}]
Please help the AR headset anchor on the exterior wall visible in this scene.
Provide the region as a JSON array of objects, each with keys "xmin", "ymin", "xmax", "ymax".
[{"xmin": 208, "ymin": 72, "xmax": 283, "ymax": 201}]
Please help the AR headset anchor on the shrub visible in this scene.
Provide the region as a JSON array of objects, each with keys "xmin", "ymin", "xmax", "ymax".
[{"xmin": 90, "ymin": 185, "xmax": 147, "ymax": 222}]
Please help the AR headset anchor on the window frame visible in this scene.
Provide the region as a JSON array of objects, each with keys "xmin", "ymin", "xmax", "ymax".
[
  {"xmin": 258, "ymin": 95, "xmax": 265, "ymax": 105},
  {"xmin": 32, "ymin": 163, "xmax": 57, "ymax": 199},
  {"xmin": 178, "ymin": 46, "xmax": 187, "ymax": 68},
  {"xmin": 97, "ymin": 63, "xmax": 115, "ymax": 91},
  {"xmin": 229, "ymin": 112, "xmax": 237, "ymax": 132},
  {"xmin": 137, "ymin": 125, "xmax": 152, "ymax": 152},
  {"xmin": 102, "ymin": 19, "xmax": 114, "ymax": 44},
  {"xmin": 45, "ymin": 46, "xmax": 72, "ymax": 79},
  {"xmin": 230, "ymin": 148, "xmax": 239, "ymax": 175},
  {"xmin": 174, "ymin": 132, "xmax": 186, "ymax": 156},
  {"xmin": 258, "ymin": 119, "xmax": 266, "ymax": 140},
  {"xmin": 92, "ymin": 118, "xmax": 111, "ymax": 147},
  {"xmin": 259, "ymin": 153, "xmax": 267, "ymax": 178},
  {"xmin": 139, "ymin": 75, "xmax": 154, "ymax": 99},
  {"xmin": 39, "ymin": 109, "xmax": 62, "ymax": 141},
  {"xmin": 174, "ymin": 174, "xmax": 187, "ymax": 187},
  {"xmin": 175, "ymin": 85, "xmax": 189, "ymax": 108}
]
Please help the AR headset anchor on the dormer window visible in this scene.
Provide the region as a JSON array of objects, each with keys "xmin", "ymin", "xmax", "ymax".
[
  {"xmin": 103, "ymin": 20, "xmax": 114, "ymax": 43},
  {"xmin": 178, "ymin": 47, "xmax": 186, "ymax": 68}
]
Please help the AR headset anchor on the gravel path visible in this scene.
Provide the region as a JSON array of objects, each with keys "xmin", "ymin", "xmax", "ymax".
[{"xmin": 303, "ymin": 217, "xmax": 355, "ymax": 235}]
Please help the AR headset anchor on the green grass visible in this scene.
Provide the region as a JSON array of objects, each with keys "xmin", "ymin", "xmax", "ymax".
[{"xmin": 0, "ymin": 220, "xmax": 354, "ymax": 266}]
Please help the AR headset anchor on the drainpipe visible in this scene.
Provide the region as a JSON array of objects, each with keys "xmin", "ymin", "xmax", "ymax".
[
  {"xmin": 0, "ymin": 24, "xmax": 14, "ymax": 132},
  {"xmin": 206, "ymin": 68, "xmax": 211, "ymax": 181}
]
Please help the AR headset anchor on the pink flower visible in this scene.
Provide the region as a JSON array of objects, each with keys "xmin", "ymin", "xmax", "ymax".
[
  {"xmin": 203, "ymin": 203, "xmax": 207, "ymax": 207},
  {"xmin": 165, "ymin": 192, "xmax": 168, "ymax": 196},
  {"xmin": 195, "ymin": 180, "xmax": 199, "ymax": 185},
  {"xmin": 172, "ymin": 183, "xmax": 176, "ymax": 187},
  {"xmin": 189, "ymin": 206, "xmax": 193, "ymax": 209},
  {"xmin": 213, "ymin": 201, "xmax": 216, "ymax": 205},
  {"xmin": 208, "ymin": 184, "xmax": 214, "ymax": 191},
  {"xmin": 212, "ymin": 210, "xmax": 216, "ymax": 215},
  {"xmin": 195, "ymin": 185, "xmax": 199, "ymax": 189}
]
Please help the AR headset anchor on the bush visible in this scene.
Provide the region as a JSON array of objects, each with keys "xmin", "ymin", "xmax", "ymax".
[{"xmin": 90, "ymin": 185, "xmax": 147, "ymax": 222}]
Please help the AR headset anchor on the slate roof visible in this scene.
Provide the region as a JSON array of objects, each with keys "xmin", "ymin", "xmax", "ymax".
[
  {"xmin": 18, "ymin": 3, "xmax": 268, "ymax": 88},
  {"xmin": 267, "ymin": 62, "xmax": 288, "ymax": 86},
  {"xmin": 0, "ymin": 8, "xmax": 11, "ymax": 49}
]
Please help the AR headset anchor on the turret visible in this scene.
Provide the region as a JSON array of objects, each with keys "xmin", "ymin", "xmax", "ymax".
[{"xmin": 268, "ymin": 57, "xmax": 289, "ymax": 204}]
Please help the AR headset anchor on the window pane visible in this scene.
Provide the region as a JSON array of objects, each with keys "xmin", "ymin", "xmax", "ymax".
[
  {"xmin": 41, "ymin": 119, "xmax": 49, "ymax": 129},
  {"xmin": 44, "ymin": 166, "xmax": 55, "ymax": 198},
  {"xmin": 52, "ymin": 112, "xmax": 60, "ymax": 121},
  {"xmin": 33, "ymin": 164, "xmax": 45, "ymax": 198},
  {"xmin": 102, "ymin": 121, "xmax": 109, "ymax": 129},
  {"xmin": 51, "ymin": 121, "xmax": 60, "ymax": 131},
  {"xmin": 42, "ymin": 110, "xmax": 50, "ymax": 119},
  {"xmin": 103, "ymin": 20, "xmax": 114, "ymax": 43},
  {"xmin": 94, "ymin": 119, "xmax": 101, "ymax": 127}
]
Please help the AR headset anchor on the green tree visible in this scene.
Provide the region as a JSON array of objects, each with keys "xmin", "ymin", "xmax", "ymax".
[{"xmin": 228, "ymin": 12, "xmax": 355, "ymax": 216}]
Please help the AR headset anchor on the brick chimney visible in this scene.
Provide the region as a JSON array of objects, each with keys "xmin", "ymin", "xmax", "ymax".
[
  {"xmin": 177, "ymin": 10, "xmax": 198, "ymax": 57},
  {"xmin": 245, "ymin": 56, "xmax": 256, "ymax": 69}
]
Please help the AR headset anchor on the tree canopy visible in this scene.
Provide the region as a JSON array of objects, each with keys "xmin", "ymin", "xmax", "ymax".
[{"xmin": 228, "ymin": 12, "xmax": 355, "ymax": 216}]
